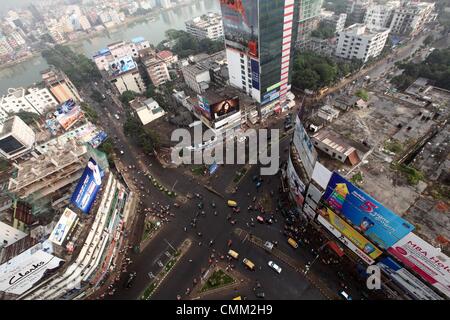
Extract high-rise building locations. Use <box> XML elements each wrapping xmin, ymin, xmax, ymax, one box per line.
<box><xmin>389</xmin><ymin>1</ymin><xmax>435</xmax><ymax>36</ymax></box>
<box><xmin>220</xmin><ymin>0</ymin><xmax>299</xmax><ymax>117</ymax></box>
<box><xmin>185</xmin><ymin>13</ymin><xmax>224</xmax><ymax>40</ymax></box>
<box><xmin>346</xmin><ymin>0</ymin><xmax>372</xmax><ymax>25</ymax></box>
<box><xmin>0</xmin><ymin>87</ymin><xmax>58</xmax><ymax>117</ymax></box>
<box><xmin>335</xmin><ymin>24</ymin><xmax>390</xmax><ymax>62</ymax></box>
<box><xmin>297</xmin><ymin>0</ymin><xmax>323</xmax><ymax>44</ymax></box>
<box><xmin>0</xmin><ymin>116</ymin><xmax>35</xmax><ymax>160</ymax></box>
<box><xmin>364</xmin><ymin>1</ymin><xmax>400</xmax><ymax>29</ymax></box>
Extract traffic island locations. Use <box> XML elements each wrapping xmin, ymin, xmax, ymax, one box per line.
<box><xmin>140</xmin><ymin>239</ymin><xmax>191</xmax><ymax>300</ymax></box>
<box><xmin>191</xmin><ymin>263</ymin><xmax>249</xmax><ymax>299</ymax></box>
<box><xmin>139</xmin><ymin>217</ymin><xmax>162</xmax><ymax>252</ymax></box>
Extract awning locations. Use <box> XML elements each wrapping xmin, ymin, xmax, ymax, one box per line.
<box><xmin>328</xmin><ymin>241</ymin><xmax>344</xmax><ymax>257</ymax></box>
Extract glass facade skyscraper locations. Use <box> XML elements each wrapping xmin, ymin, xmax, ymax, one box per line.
<box><xmin>220</xmin><ymin>0</ymin><xmax>299</xmax><ymax>116</ymax></box>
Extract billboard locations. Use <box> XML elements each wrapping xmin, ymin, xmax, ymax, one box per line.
<box><xmin>287</xmin><ymin>156</ymin><xmax>306</xmax><ymax>207</ymax></box>
<box><xmin>89</xmin><ymin>131</ymin><xmax>108</xmax><ymax>149</ymax></box>
<box><xmin>70</xmin><ymin>158</ymin><xmax>104</xmax><ymax>214</ymax></box>
<box><xmin>48</xmin><ymin>208</ymin><xmax>78</xmax><ymax>246</ymax></box>
<box><xmin>323</xmin><ymin>172</ymin><xmax>414</xmax><ymax>249</ymax></box>
<box><xmin>0</xmin><ymin>244</ymin><xmax>63</xmax><ymax>295</ymax></box>
<box><xmin>261</xmin><ymin>89</ymin><xmax>280</xmax><ymax>105</ymax></box>
<box><xmin>55</xmin><ymin>99</ymin><xmax>84</xmax><ymax>131</ymax></box>
<box><xmin>320</xmin><ymin>207</ymin><xmax>383</xmax><ymax>260</ymax></box>
<box><xmin>109</xmin><ymin>55</ymin><xmax>137</xmax><ymax>76</ymax></box>
<box><xmin>211</xmin><ymin>97</ymin><xmax>240</xmax><ymax>120</ymax></box>
<box><xmin>388</xmin><ymin>233</ymin><xmax>450</xmax><ymax>298</ymax></box>
<box><xmin>292</xmin><ymin>116</ymin><xmax>317</xmax><ymax>178</ymax></box>
<box><xmin>251</xmin><ymin>59</ymin><xmax>260</xmax><ymax>90</ymax></box>
<box><xmin>378</xmin><ymin>257</ymin><xmax>444</xmax><ymax>300</ymax></box>
<box><xmin>317</xmin><ymin>212</ymin><xmax>375</xmax><ymax>265</ymax></box>
<box><xmin>196</xmin><ymin>95</ymin><xmax>212</xmax><ymax>121</ymax></box>
<box><xmin>220</xmin><ymin>0</ymin><xmax>259</xmax><ymax>56</ymax></box>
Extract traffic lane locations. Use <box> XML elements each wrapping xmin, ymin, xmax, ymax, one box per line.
<box><xmin>229</xmin><ymin>236</ymin><xmax>325</xmax><ymax>300</ymax></box>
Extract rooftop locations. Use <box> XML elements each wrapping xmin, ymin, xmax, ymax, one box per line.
<box><xmin>185</xmin><ymin>12</ymin><xmax>222</xmax><ymax>29</ymax></box>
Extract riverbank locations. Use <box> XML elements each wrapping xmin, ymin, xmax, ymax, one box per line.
<box><xmin>0</xmin><ymin>0</ymin><xmax>207</xmax><ymax>72</ymax></box>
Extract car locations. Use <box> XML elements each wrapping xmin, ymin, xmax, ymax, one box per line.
<box><xmin>120</xmin><ymin>150</ymin><xmax>124</xmax><ymax>155</ymax></box>
<box><xmin>256</xmin><ymin>216</ymin><xmax>264</xmax><ymax>223</ymax></box>
<box><xmin>255</xmin><ymin>291</ymin><xmax>265</xmax><ymax>299</ymax></box>
<box><xmin>339</xmin><ymin>290</ymin><xmax>352</xmax><ymax>300</ymax></box>
<box><xmin>114</xmin><ymin>114</ymin><xmax>120</xmax><ymax>120</ymax></box>
<box><xmin>268</xmin><ymin>261</ymin><xmax>282</xmax><ymax>274</ymax></box>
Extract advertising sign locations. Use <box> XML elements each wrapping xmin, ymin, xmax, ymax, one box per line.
<box><xmin>109</xmin><ymin>55</ymin><xmax>137</xmax><ymax>76</ymax></box>
<box><xmin>292</xmin><ymin>116</ymin><xmax>317</xmax><ymax>179</ymax></box>
<box><xmin>251</xmin><ymin>59</ymin><xmax>260</xmax><ymax>90</ymax></box>
<box><xmin>196</xmin><ymin>95</ymin><xmax>212</xmax><ymax>120</ymax></box>
<box><xmin>220</xmin><ymin>0</ymin><xmax>259</xmax><ymax>56</ymax></box>
<box><xmin>316</xmin><ymin>213</ymin><xmax>375</xmax><ymax>265</ymax></box>
<box><xmin>286</xmin><ymin>156</ymin><xmax>306</xmax><ymax>207</ymax></box>
<box><xmin>262</xmin><ymin>89</ymin><xmax>280</xmax><ymax>105</ymax></box>
<box><xmin>378</xmin><ymin>257</ymin><xmax>444</xmax><ymax>300</ymax></box>
<box><xmin>48</xmin><ymin>208</ymin><xmax>78</xmax><ymax>246</ymax></box>
<box><xmin>322</xmin><ymin>208</ymin><xmax>383</xmax><ymax>260</ymax></box>
<box><xmin>323</xmin><ymin>172</ymin><xmax>414</xmax><ymax>249</ymax></box>
<box><xmin>70</xmin><ymin>158</ymin><xmax>104</xmax><ymax>214</ymax></box>
<box><xmin>0</xmin><ymin>247</ymin><xmax>63</xmax><ymax>295</ymax></box>
<box><xmin>89</xmin><ymin>131</ymin><xmax>108</xmax><ymax>149</ymax></box>
<box><xmin>55</xmin><ymin>99</ymin><xmax>84</xmax><ymax>131</ymax></box>
<box><xmin>211</xmin><ymin>97</ymin><xmax>240</xmax><ymax>120</ymax></box>
<box><xmin>388</xmin><ymin>233</ymin><xmax>450</xmax><ymax>298</ymax></box>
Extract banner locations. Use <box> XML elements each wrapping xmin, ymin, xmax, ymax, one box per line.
<box><xmin>70</xmin><ymin>158</ymin><xmax>104</xmax><ymax>214</ymax></box>
<box><xmin>321</xmin><ymin>208</ymin><xmax>382</xmax><ymax>260</ymax></box>
<box><xmin>48</xmin><ymin>208</ymin><xmax>78</xmax><ymax>246</ymax></box>
<box><xmin>220</xmin><ymin>0</ymin><xmax>259</xmax><ymax>56</ymax></box>
<box><xmin>378</xmin><ymin>257</ymin><xmax>444</xmax><ymax>300</ymax></box>
<box><xmin>323</xmin><ymin>172</ymin><xmax>414</xmax><ymax>249</ymax></box>
<box><xmin>292</xmin><ymin>116</ymin><xmax>317</xmax><ymax>179</ymax></box>
<box><xmin>287</xmin><ymin>156</ymin><xmax>306</xmax><ymax>207</ymax></box>
<box><xmin>211</xmin><ymin>97</ymin><xmax>240</xmax><ymax>120</ymax></box>
<box><xmin>316</xmin><ymin>213</ymin><xmax>375</xmax><ymax>265</ymax></box>
<box><xmin>251</xmin><ymin>59</ymin><xmax>260</xmax><ymax>90</ymax></box>
<box><xmin>89</xmin><ymin>131</ymin><xmax>108</xmax><ymax>149</ymax></box>
<box><xmin>388</xmin><ymin>233</ymin><xmax>450</xmax><ymax>298</ymax></box>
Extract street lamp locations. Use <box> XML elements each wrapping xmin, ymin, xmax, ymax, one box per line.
<box><xmin>304</xmin><ymin>241</ymin><xmax>329</xmax><ymax>276</ymax></box>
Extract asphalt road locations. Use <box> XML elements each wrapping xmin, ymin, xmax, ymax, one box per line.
<box><xmin>77</xmin><ymin>42</ymin><xmax>420</xmax><ymax>300</ymax></box>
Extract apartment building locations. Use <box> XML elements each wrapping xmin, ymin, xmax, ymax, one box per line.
<box><xmin>185</xmin><ymin>13</ymin><xmax>224</xmax><ymax>40</ymax></box>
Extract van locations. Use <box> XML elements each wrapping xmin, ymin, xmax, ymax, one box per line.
<box><xmin>228</xmin><ymin>249</ymin><xmax>239</xmax><ymax>260</ymax></box>
<box><xmin>243</xmin><ymin>258</ymin><xmax>255</xmax><ymax>271</ymax></box>
<box><xmin>288</xmin><ymin>238</ymin><xmax>298</xmax><ymax>249</ymax></box>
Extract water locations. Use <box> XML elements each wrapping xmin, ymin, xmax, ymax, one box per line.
<box><xmin>0</xmin><ymin>0</ymin><xmax>220</xmax><ymax>95</ymax></box>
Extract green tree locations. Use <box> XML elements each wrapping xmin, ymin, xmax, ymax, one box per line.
<box><xmin>145</xmin><ymin>84</ymin><xmax>156</xmax><ymax>98</ymax></box>
<box><xmin>355</xmin><ymin>89</ymin><xmax>369</xmax><ymax>101</ymax></box>
<box><xmin>120</xmin><ymin>91</ymin><xmax>138</xmax><ymax>106</ymax></box>
<box><xmin>81</xmin><ymin>102</ymin><xmax>99</xmax><ymax>124</ymax></box>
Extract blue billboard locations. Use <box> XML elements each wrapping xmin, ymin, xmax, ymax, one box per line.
<box><xmin>261</xmin><ymin>89</ymin><xmax>280</xmax><ymax>105</ymax></box>
<box><xmin>89</xmin><ymin>131</ymin><xmax>108</xmax><ymax>149</ymax></box>
<box><xmin>71</xmin><ymin>158</ymin><xmax>104</xmax><ymax>214</ymax></box>
<box><xmin>322</xmin><ymin>172</ymin><xmax>414</xmax><ymax>249</ymax></box>
<box><xmin>251</xmin><ymin>59</ymin><xmax>260</xmax><ymax>90</ymax></box>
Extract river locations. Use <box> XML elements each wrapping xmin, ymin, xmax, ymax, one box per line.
<box><xmin>0</xmin><ymin>0</ymin><xmax>220</xmax><ymax>95</ymax></box>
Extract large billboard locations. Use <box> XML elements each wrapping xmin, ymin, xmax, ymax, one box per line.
<box><xmin>196</xmin><ymin>95</ymin><xmax>212</xmax><ymax>121</ymax></box>
<box><xmin>48</xmin><ymin>208</ymin><xmax>78</xmax><ymax>246</ymax></box>
<box><xmin>0</xmin><ymin>244</ymin><xmax>63</xmax><ymax>295</ymax></box>
<box><xmin>388</xmin><ymin>233</ymin><xmax>450</xmax><ymax>298</ymax></box>
<box><xmin>320</xmin><ymin>207</ymin><xmax>383</xmax><ymax>260</ymax></box>
<box><xmin>292</xmin><ymin>116</ymin><xmax>317</xmax><ymax>178</ymax></box>
<box><xmin>261</xmin><ymin>89</ymin><xmax>280</xmax><ymax>105</ymax></box>
<box><xmin>287</xmin><ymin>156</ymin><xmax>306</xmax><ymax>207</ymax></box>
<box><xmin>211</xmin><ymin>97</ymin><xmax>240</xmax><ymax>120</ymax></box>
<box><xmin>89</xmin><ymin>131</ymin><xmax>108</xmax><ymax>149</ymax></box>
<box><xmin>109</xmin><ymin>55</ymin><xmax>137</xmax><ymax>76</ymax></box>
<box><xmin>317</xmin><ymin>212</ymin><xmax>376</xmax><ymax>265</ymax></box>
<box><xmin>55</xmin><ymin>99</ymin><xmax>84</xmax><ymax>131</ymax></box>
<box><xmin>323</xmin><ymin>172</ymin><xmax>414</xmax><ymax>249</ymax></box>
<box><xmin>377</xmin><ymin>257</ymin><xmax>444</xmax><ymax>300</ymax></box>
<box><xmin>70</xmin><ymin>158</ymin><xmax>104</xmax><ymax>214</ymax></box>
<box><xmin>220</xmin><ymin>0</ymin><xmax>259</xmax><ymax>57</ymax></box>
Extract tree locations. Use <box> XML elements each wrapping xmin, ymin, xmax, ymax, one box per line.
<box><xmin>81</xmin><ymin>102</ymin><xmax>99</xmax><ymax>124</ymax></box>
<box><xmin>355</xmin><ymin>89</ymin><xmax>369</xmax><ymax>101</ymax></box>
<box><xmin>145</xmin><ymin>84</ymin><xmax>156</xmax><ymax>98</ymax></box>
<box><xmin>120</xmin><ymin>91</ymin><xmax>138</xmax><ymax>106</ymax></box>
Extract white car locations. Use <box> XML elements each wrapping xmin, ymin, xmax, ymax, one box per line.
<box><xmin>268</xmin><ymin>261</ymin><xmax>282</xmax><ymax>274</ymax></box>
<box><xmin>120</xmin><ymin>150</ymin><xmax>124</xmax><ymax>155</ymax></box>
<box><xmin>339</xmin><ymin>290</ymin><xmax>352</xmax><ymax>300</ymax></box>
<box><xmin>115</xmin><ymin>114</ymin><xmax>120</xmax><ymax>120</ymax></box>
